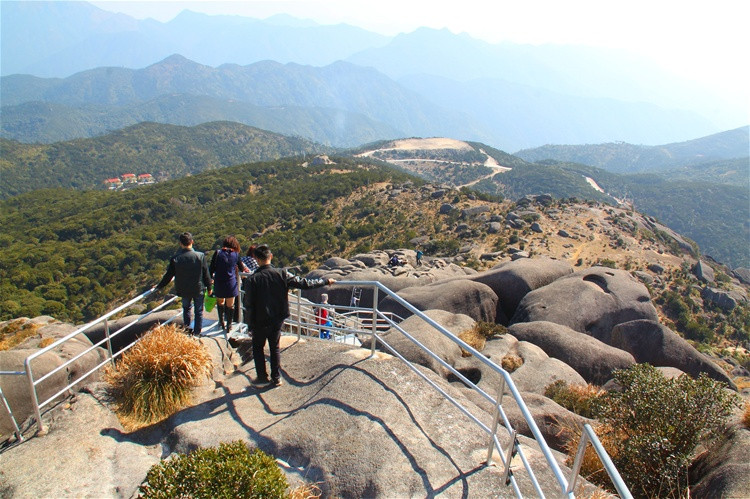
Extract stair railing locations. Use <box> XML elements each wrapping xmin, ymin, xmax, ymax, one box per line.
<box><xmin>14</xmin><ymin>289</ymin><xmax>180</xmax><ymax>435</ymax></box>
<box><xmin>286</xmin><ymin>281</ymin><xmax>631</xmax><ymax>498</ymax></box>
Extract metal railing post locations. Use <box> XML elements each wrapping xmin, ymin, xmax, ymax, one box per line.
<box><xmin>23</xmin><ymin>359</ymin><xmax>45</xmax><ymax>435</ymax></box>
<box><xmin>370</xmin><ymin>286</ymin><xmax>378</xmax><ymax>357</ymax></box>
<box><xmin>104</xmin><ymin>318</ymin><xmax>115</xmax><ymax>367</ymax></box>
<box><xmin>0</xmin><ymin>384</ymin><xmax>24</xmax><ymax>442</ymax></box>
<box><xmin>486</xmin><ymin>377</ymin><xmax>506</xmax><ymax>463</ymax></box>
<box><xmin>296</xmin><ymin>288</ymin><xmax>302</xmax><ymax>340</ymax></box>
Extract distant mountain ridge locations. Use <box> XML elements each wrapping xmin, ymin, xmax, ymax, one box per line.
<box><xmin>515</xmin><ymin>126</ymin><xmax>750</xmax><ymax>175</ymax></box>
<box><xmin>2</xmin><ymin>1</ymin><xmax>743</xmax><ymax>149</ymax></box>
<box><xmin>1</xmin><ymin>55</ymin><xmax>488</xmax><ymax>147</ymax></box>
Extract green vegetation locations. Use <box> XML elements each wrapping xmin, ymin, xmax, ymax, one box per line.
<box><xmin>104</xmin><ymin>324</ymin><xmax>212</xmax><ymax>424</ymax></box>
<box><xmin>544</xmin><ymin>380</ymin><xmax>604</xmax><ymax>419</ymax></box>
<box><xmin>139</xmin><ymin>441</ymin><xmax>289</xmax><ymax>498</ymax></box>
<box><xmin>654</xmin><ymin>266</ymin><xmax>750</xmax><ymax>346</ymax></box>
<box><xmin>0</xmin><ymin>156</ymin><xmax>433</xmax><ymax>322</ymax></box>
<box><xmin>0</xmin><ymin>121</ymin><xmax>330</xmax><ymax>199</ymax></box>
<box><xmin>556</xmin><ymin>365</ymin><xmax>741</xmax><ymax>498</ymax></box>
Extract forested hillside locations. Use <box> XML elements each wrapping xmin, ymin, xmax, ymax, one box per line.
<box><xmin>0</xmin><ymin>157</ymin><xmax>425</xmax><ymax>322</ymax></box>
<box><xmin>0</xmin><ymin>122</ymin><xmax>331</xmax><ymax>198</ymax></box>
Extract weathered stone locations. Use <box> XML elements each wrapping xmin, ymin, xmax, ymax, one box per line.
<box><xmin>733</xmin><ymin>267</ymin><xmax>750</xmax><ymax>285</ymax></box>
<box><xmin>693</xmin><ymin>260</ymin><xmax>715</xmax><ymax>284</ymax></box>
<box><xmin>439</xmin><ymin>203</ymin><xmax>454</xmax><ymax>214</ymax></box>
<box><xmin>557</xmin><ymin>229</ymin><xmax>571</xmax><ymax>238</ymax></box>
<box><xmin>701</xmin><ymin>287</ymin><xmax>746</xmax><ymax>311</ymax></box>
<box><xmin>509</xmin><ymin>321</ymin><xmax>635</xmax><ymax>385</ymax></box>
<box><xmin>470</xmin><ymin>257</ymin><xmax>573</xmax><ymax>323</ymax></box>
<box><xmin>378</xmin><ymin>279</ymin><xmax>499</xmax><ymax>323</ymax></box>
<box><xmin>690</xmin><ymin>423</ymin><xmax>750</xmax><ymax>499</ymax></box>
<box><xmin>511</xmin><ymin>267</ymin><xmax>658</xmax><ymax>343</ymax></box>
<box><xmin>609</xmin><ymin>319</ymin><xmax>735</xmax><ymax>388</ymax></box>
<box><xmin>531</xmin><ymin>222</ymin><xmax>543</xmax><ymax>233</ymax></box>
<box><xmin>487</xmin><ymin>222</ymin><xmax>502</xmax><ymax>234</ymax></box>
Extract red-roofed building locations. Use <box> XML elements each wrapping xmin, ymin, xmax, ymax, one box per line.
<box><xmin>121</xmin><ymin>173</ymin><xmax>136</xmax><ymax>183</ymax></box>
<box><xmin>103</xmin><ymin>178</ymin><xmax>122</xmax><ymax>190</ymax></box>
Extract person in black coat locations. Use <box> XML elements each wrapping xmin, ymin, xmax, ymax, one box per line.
<box><xmin>155</xmin><ymin>232</ymin><xmax>212</xmax><ymax>336</ymax></box>
<box><xmin>242</xmin><ymin>244</ymin><xmax>335</xmax><ymax>387</ymax></box>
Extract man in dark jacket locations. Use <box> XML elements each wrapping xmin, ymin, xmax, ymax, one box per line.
<box><xmin>242</xmin><ymin>244</ymin><xmax>335</xmax><ymax>387</ymax></box>
<box><xmin>155</xmin><ymin>232</ymin><xmax>212</xmax><ymax>336</ymax></box>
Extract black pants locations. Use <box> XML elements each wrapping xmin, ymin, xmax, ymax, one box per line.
<box><xmin>251</xmin><ymin>322</ymin><xmax>282</xmax><ymax>382</ymax></box>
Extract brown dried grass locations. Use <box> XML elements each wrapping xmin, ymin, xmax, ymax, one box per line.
<box><xmin>557</xmin><ymin>418</ymin><xmax>622</xmax><ymax>492</ymax></box>
<box><xmin>288</xmin><ymin>482</ymin><xmax>322</xmax><ymax>499</ymax></box>
<box><xmin>501</xmin><ymin>354</ymin><xmax>524</xmax><ymax>372</ymax></box>
<box><xmin>0</xmin><ymin>319</ymin><xmax>40</xmax><ymax>351</ymax></box>
<box><xmin>743</xmin><ymin>402</ymin><xmax>750</xmax><ymax>429</ymax></box>
<box><xmin>104</xmin><ymin>324</ymin><xmax>212</xmax><ymax>425</ymax></box>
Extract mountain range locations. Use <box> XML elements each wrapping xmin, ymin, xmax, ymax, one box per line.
<box><xmin>2</xmin><ymin>1</ymin><xmax>744</xmax><ymax>150</ymax></box>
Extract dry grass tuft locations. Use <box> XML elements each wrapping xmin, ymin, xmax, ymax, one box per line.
<box><xmin>501</xmin><ymin>353</ymin><xmax>524</xmax><ymax>372</ymax></box>
<box><xmin>743</xmin><ymin>402</ymin><xmax>750</xmax><ymax>429</ymax></box>
<box><xmin>558</xmin><ymin>418</ymin><xmax>621</xmax><ymax>491</ymax></box>
<box><xmin>288</xmin><ymin>482</ymin><xmax>323</xmax><ymax>499</ymax></box>
<box><xmin>105</xmin><ymin>323</ymin><xmax>212</xmax><ymax>425</ymax></box>
<box><xmin>459</xmin><ymin>322</ymin><xmax>506</xmax><ymax>357</ymax></box>
<box><xmin>38</xmin><ymin>337</ymin><xmax>55</xmax><ymax>348</ymax></box>
<box><xmin>0</xmin><ymin>319</ymin><xmax>40</xmax><ymax>351</ymax></box>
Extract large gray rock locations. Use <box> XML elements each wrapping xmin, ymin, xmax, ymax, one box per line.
<box><xmin>454</xmin><ymin>334</ymin><xmax>586</xmax><ymax>398</ymax></box>
<box><xmin>701</xmin><ymin>286</ymin><xmax>747</xmax><ymax>311</ymax></box>
<box><xmin>363</xmin><ymin>309</ymin><xmax>473</xmax><ymax>377</ymax></box>
<box><xmin>733</xmin><ymin>267</ymin><xmax>750</xmax><ymax>285</ymax></box>
<box><xmin>303</xmin><ymin>262</ymin><xmax>471</xmax><ymax>308</ymax></box>
<box><xmin>693</xmin><ymin>260</ymin><xmax>715</xmax><ymax>284</ymax></box>
<box><xmin>690</xmin><ymin>424</ymin><xmax>750</xmax><ymax>498</ymax></box>
<box><xmin>509</xmin><ymin>321</ymin><xmax>635</xmax><ymax>385</ymax></box>
<box><xmin>511</xmin><ymin>266</ymin><xmax>658</xmax><ymax>343</ymax></box>
<box><xmin>468</xmin><ymin>257</ymin><xmax>573</xmax><ymax>324</ymax></box>
<box><xmin>0</xmin><ymin>386</ymin><xmax>161</xmax><ymax>497</ymax></box>
<box><xmin>378</xmin><ymin>279</ymin><xmax>499</xmax><ymax>323</ymax></box>
<box><xmin>0</xmin><ymin>349</ymin><xmax>68</xmax><ymax>436</ymax></box>
<box><xmin>609</xmin><ymin>320</ymin><xmax>735</xmax><ymax>388</ymax></box>
<box><xmin>85</xmin><ymin>310</ymin><xmax>182</xmax><ymax>352</ymax></box>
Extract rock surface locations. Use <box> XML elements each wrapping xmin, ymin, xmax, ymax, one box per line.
<box><xmin>609</xmin><ymin>320</ymin><xmax>735</xmax><ymax>388</ymax></box>
<box><xmin>508</xmin><ymin>321</ymin><xmax>636</xmax><ymax>385</ymax></box>
<box><xmin>510</xmin><ymin>266</ymin><xmax>658</xmax><ymax>343</ymax></box>
<box><xmin>0</xmin><ymin>338</ymin><xmax>581</xmax><ymax>498</ymax></box>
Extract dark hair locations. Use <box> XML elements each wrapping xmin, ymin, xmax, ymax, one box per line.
<box><xmin>246</xmin><ymin>244</ymin><xmax>257</xmax><ymax>257</ymax></box>
<box><xmin>179</xmin><ymin>232</ymin><xmax>193</xmax><ymax>246</ymax></box>
<box><xmin>222</xmin><ymin>236</ymin><xmax>241</xmax><ymax>253</ymax></box>
<box><xmin>254</xmin><ymin>244</ymin><xmax>271</xmax><ymax>262</ymax></box>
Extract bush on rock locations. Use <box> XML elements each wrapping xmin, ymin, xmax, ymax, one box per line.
<box><xmin>139</xmin><ymin>441</ymin><xmax>289</xmax><ymax>498</ymax></box>
<box><xmin>105</xmin><ymin>323</ymin><xmax>212</xmax><ymax>424</ymax></box>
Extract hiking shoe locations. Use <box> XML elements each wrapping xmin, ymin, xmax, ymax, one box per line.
<box><xmin>252</xmin><ymin>377</ymin><xmax>269</xmax><ymax>385</ymax></box>
<box><xmin>270</xmin><ymin>378</ymin><xmax>283</xmax><ymax>387</ymax></box>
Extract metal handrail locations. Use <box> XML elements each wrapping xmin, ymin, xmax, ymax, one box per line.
<box><xmin>18</xmin><ymin>289</ymin><xmax>181</xmax><ymax>435</ymax></box>
<box><xmin>285</xmin><ymin>281</ymin><xmax>630</xmax><ymax>497</ymax></box>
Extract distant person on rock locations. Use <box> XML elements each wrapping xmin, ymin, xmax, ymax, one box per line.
<box><xmin>209</xmin><ymin>236</ymin><xmax>249</xmax><ymax>334</ymax></box>
<box><xmin>416</xmin><ymin>249</ymin><xmax>423</xmax><ymax>266</ymax></box>
<box><xmin>242</xmin><ymin>244</ymin><xmax>335</xmax><ymax>387</ymax></box>
<box><xmin>154</xmin><ymin>232</ymin><xmax>212</xmax><ymax>336</ymax></box>
<box><xmin>388</xmin><ymin>254</ymin><xmax>401</xmax><ymax>267</ymax></box>
<box><xmin>316</xmin><ymin>293</ymin><xmax>332</xmax><ymax>339</ymax></box>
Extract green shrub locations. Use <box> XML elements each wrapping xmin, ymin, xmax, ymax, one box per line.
<box><xmin>544</xmin><ymin>380</ymin><xmax>604</xmax><ymax>419</ymax></box>
<box><xmin>593</xmin><ymin>364</ymin><xmax>741</xmax><ymax>498</ymax></box>
<box><xmin>139</xmin><ymin>441</ymin><xmax>289</xmax><ymax>498</ymax></box>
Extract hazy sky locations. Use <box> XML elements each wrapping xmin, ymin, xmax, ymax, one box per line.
<box><xmin>91</xmin><ymin>0</ymin><xmax>748</xmax><ymax>120</ymax></box>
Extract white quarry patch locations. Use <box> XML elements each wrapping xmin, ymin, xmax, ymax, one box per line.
<box><xmin>585</xmin><ymin>176</ymin><xmax>605</xmax><ymax>193</ymax></box>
